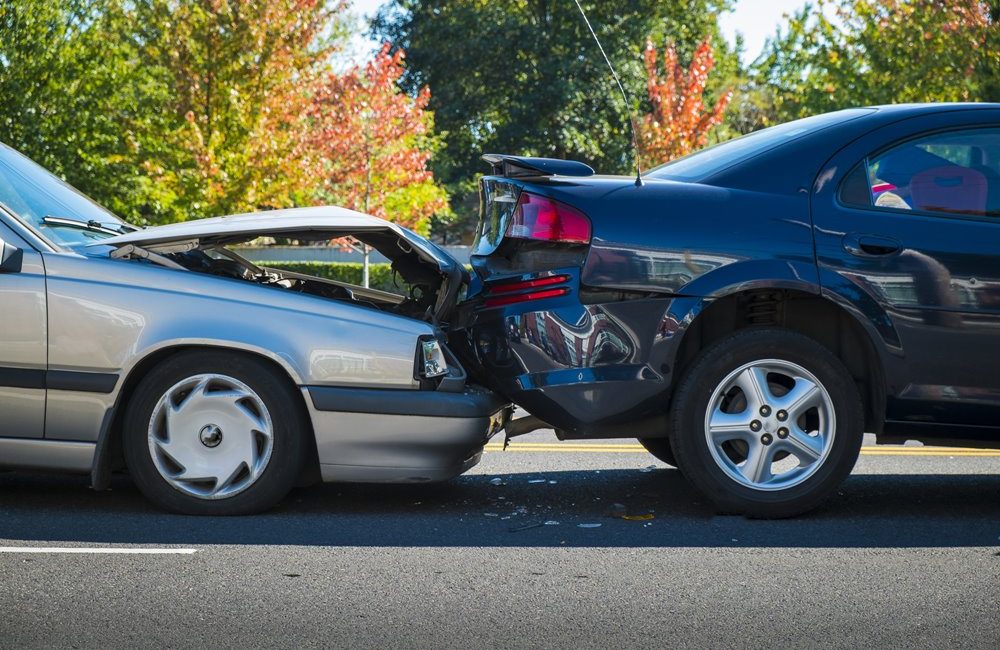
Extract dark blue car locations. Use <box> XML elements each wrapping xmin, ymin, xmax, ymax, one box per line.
<box><xmin>454</xmin><ymin>103</ymin><xmax>1000</xmax><ymax>517</ymax></box>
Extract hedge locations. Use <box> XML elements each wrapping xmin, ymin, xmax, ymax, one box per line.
<box><xmin>261</xmin><ymin>261</ymin><xmax>402</xmax><ymax>293</ymax></box>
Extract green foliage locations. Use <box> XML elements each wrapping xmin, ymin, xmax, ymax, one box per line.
<box><xmin>262</xmin><ymin>261</ymin><xmax>401</xmax><ymax>292</ymax></box>
<box><xmin>0</xmin><ymin>1</ymin><xmax>167</xmax><ymax>221</ymax></box>
<box><xmin>752</xmin><ymin>0</ymin><xmax>998</xmax><ymax>124</ymax></box>
<box><xmin>0</xmin><ymin>1</ymin><xmax>447</xmax><ymax>230</ymax></box>
<box><xmin>371</xmin><ymin>0</ymin><xmax>739</xmax><ymax>238</ymax></box>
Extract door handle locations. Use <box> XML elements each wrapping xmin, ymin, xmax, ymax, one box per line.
<box><xmin>842</xmin><ymin>233</ymin><xmax>901</xmax><ymax>257</ymax></box>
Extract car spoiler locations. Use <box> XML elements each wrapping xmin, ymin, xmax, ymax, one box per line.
<box><xmin>481</xmin><ymin>154</ymin><xmax>595</xmax><ymax>179</ymax></box>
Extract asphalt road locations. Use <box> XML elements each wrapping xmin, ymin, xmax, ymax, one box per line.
<box><xmin>1</xmin><ymin>431</ymin><xmax>998</xmax><ymax>650</ymax></box>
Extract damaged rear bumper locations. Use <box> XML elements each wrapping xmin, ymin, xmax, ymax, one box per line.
<box><xmin>455</xmin><ymin>287</ymin><xmax>678</xmax><ymax>435</ymax></box>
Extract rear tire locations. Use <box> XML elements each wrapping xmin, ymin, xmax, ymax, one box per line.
<box><xmin>638</xmin><ymin>437</ymin><xmax>677</xmax><ymax>467</ymax></box>
<box><xmin>668</xmin><ymin>328</ymin><xmax>863</xmax><ymax>518</ymax></box>
<box><xmin>123</xmin><ymin>350</ymin><xmax>307</xmax><ymax>515</ymax></box>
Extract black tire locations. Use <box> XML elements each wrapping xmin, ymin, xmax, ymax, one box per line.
<box><xmin>123</xmin><ymin>350</ymin><xmax>308</xmax><ymax>515</ymax></box>
<box><xmin>668</xmin><ymin>328</ymin><xmax>864</xmax><ymax>518</ymax></box>
<box><xmin>637</xmin><ymin>437</ymin><xmax>677</xmax><ymax>467</ymax></box>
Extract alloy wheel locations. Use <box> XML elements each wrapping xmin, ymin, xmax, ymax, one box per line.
<box><xmin>703</xmin><ymin>359</ymin><xmax>836</xmax><ymax>491</ymax></box>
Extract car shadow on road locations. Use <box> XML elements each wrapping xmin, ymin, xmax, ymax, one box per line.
<box><xmin>0</xmin><ymin>469</ymin><xmax>997</xmax><ymax>548</ymax></box>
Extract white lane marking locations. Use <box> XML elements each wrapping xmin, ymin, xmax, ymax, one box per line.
<box><xmin>0</xmin><ymin>547</ymin><xmax>196</xmax><ymax>555</ymax></box>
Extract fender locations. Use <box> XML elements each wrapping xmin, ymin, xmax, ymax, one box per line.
<box><xmin>815</xmin><ymin>266</ymin><xmax>903</xmax><ymax>353</ymax></box>
<box><xmin>648</xmin><ymin>267</ymin><xmax>893</xmax><ymax>433</ymax></box>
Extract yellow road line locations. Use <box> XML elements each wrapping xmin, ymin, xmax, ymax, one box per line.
<box><xmin>483</xmin><ymin>442</ymin><xmax>1000</xmax><ymax>457</ymax></box>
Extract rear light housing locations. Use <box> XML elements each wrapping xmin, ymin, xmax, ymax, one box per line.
<box><xmin>506</xmin><ymin>192</ymin><xmax>591</xmax><ymax>244</ymax></box>
<box><xmin>483</xmin><ymin>274</ymin><xmax>571</xmax><ymax>308</ymax></box>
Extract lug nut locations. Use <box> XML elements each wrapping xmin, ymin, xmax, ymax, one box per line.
<box><xmin>750</xmin><ymin>420</ymin><xmax>762</xmax><ymax>432</ymax></box>
<box><xmin>777</xmin><ymin>427</ymin><xmax>789</xmax><ymax>439</ymax></box>
<box><xmin>759</xmin><ymin>405</ymin><xmax>771</xmax><ymax>417</ymax></box>
<box><xmin>761</xmin><ymin>433</ymin><xmax>773</xmax><ymax>446</ymax></box>
<box><xmin>776</xmin><ymin>410</ymin><xmax>788</xmax><ymax>422</ymax></box>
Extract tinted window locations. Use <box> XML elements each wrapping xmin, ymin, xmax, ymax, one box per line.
<box><xmin>839</xmin><ymin>163</ymin><xmax>871</xmax><ymax>206</ymax></box>
<box><xmin>842</xmin><ymin>128</ymin><xmax>1000</xmax><ymax>217</ymax></box>
<box><xmin>646</xmin><ymin>109</ymin><xmax>876</xmax><ymax>182</ymax></box>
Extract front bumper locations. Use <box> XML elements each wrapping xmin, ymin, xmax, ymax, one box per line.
<box><xmin>304</xmin><ymin>385</ymin><xmax>510</xmax><ymax>483</ymax></box>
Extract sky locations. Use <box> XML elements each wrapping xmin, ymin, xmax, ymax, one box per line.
<box><xmin>347</xmin><ymin>0</ymin><xmax>812</xmax><ymax>64</ymax></box>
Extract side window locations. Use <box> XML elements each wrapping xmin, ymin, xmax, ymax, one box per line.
<box><xmin>840</xmin><ymin>127</ymin><xmax>1000</xmax><ymax>217</ymax></box>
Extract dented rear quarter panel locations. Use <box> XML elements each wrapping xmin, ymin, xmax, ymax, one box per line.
<box><xmin>462</xmin><ymin>175</ymin><xmax>823</xmax><ymax>434</ymax></box>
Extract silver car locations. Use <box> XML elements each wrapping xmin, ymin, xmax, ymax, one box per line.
<box><xmin>0</xmin><ymin>142</ymin><xmax>509</xmax><ymax>515</ymax></box>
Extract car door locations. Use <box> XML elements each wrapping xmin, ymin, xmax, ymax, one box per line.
<box><xmin>812</xmin><ymin>108</ymin><xmax>1000</xmax><ymax>436</ymax></box>
<box><xmin>0</xmin><ymin>216</ymin><xmax>47</xmax><ymax>439</ymax></box>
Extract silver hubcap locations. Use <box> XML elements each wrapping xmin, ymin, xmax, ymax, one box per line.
<box><xmin>704</xmin><ymin>359</ymin><xmax>835</xmax><ymax>491</ymax></box>
<box><xmin>148</xmin><ymin>374</ymin><xmax>274</xmax><ymax>500</ymax></box>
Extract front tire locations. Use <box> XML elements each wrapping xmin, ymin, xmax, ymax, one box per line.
<box><xmin>123</xmin><ymin>351</ymin><xmax>308</xmax><ymax>515</ymax></box>
<box><xmin>668</xmin><ymin>328</ymin><xmax>863</xmax><ymax>518</ymax></box>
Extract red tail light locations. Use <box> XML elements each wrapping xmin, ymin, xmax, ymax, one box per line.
<box><xmin>483</xmin><ymin>274</ymin><xmax>572</xmax><ymax>308</ymax></box>
<box><xmin>484</xmin><ymin>287</ymin><xmax>569</xmax><ymax>308</ymax></box>
<box><xmin>506</xmin><ymin>192</ymin><xmax>591</xmax><ymax>244</ymax></box>
<box><xmin>488</xmin><ymin>274</ymin><xmax>570</xmax><ymax>294</ymax></box>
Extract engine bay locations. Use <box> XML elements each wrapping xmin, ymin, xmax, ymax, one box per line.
<box><xmin>164</xmin><ymin>247</ymin><xmax>443</xmax><ymax>321</ymax></box>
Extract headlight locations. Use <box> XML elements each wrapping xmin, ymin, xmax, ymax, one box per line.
<box><xmin>420</xmin><ymin>339</ymin><xmax>448</xmax><ymax>378</ymax></box>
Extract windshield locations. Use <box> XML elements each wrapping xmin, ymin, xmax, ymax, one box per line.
<box><xmin>0</xmin><ymin>143</ymin><xmax>129</xmax><ymax>248</ymax></box>
<box><xmin>645</xmin><ymin>109</ymin><xmax>877</xmax><ymax>182</ymax></box>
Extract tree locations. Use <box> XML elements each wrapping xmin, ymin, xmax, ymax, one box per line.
<box><xmin>371</xmin><ymin>0</ymin><xmax>738</xmax><ymax>240</ymax></box>
<box><xmin>0</xmin><ymin>0</ymin><xmax>161</xmax><ymax>219</ymax></box>
<box><xmin>307</xmin><ymin>43</ymin><xmax>448</xmax><ymax>236</ymax></box>
<box><xmin>637</xmin><ymin>38</ymin><xmax>732</xmax><ymax>168</ymax></box>
<box><xmin>1</xmin><ymin>0</ymin><xmax>448</xmax><ymax>235</ymax></box>
<box><xmin>754</xmin><ymin>0</ymin><xmax>998</xmax><ymax>123</ymax></box>
<box><xmin>123</xmin><ymin>0</ymin><xmax>348</xmax><ymax>223</ymax></box>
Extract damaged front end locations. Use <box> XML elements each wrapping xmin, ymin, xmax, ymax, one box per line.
<box><xmin>90</xmin><ymin>206</ymin><xmax>468</xmax><ymax>327</ymax></box>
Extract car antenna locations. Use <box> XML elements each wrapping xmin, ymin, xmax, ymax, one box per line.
<box><xmin>572</xmin><ymin>0</ymin><xmax>643</xmax><ymax>187</ymax></box>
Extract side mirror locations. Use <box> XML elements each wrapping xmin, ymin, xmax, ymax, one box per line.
<box><xmin>0</xmin><ymin>237</ymin><xmax>23</xmax><ymax>273</ymax></box>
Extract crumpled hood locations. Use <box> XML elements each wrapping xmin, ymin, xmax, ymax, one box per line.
<box><xmin>90</xmin><ymin>206</ymin><xmax>459</xmax><ymax>273</ymax></box>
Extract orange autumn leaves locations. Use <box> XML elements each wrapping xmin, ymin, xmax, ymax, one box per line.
<box><xmin>149</xmin><ymin>1</ymin><xmax>445</xmax><ymax>235</ymax></box>
<box><xmin>308</xmin><ymin>44</ymin><xmax>447</xmax><ymax>235</ymax></box>
<box><xmin>638</xmin><ymin>39</ymin><xmax>732</xmax><ymax>169</ymax></box>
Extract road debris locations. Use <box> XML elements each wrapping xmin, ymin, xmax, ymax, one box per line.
<box><xmin>489</xmin><ymin>477</ymin><xmax>504</xmax><ymax>486</ymax></box>
<box><xmin>544</xmin><ymin>520</ymin><xmax>560</xmax><ymax>526</ymax></box>
<box><xmin>509</xmin><ymin>522</ymin><xmax>544</xmax><ymax>532</ymax></box>
<box><xmin>577</xmin><ymin>523</ymin><xmax>602</xmax><ymax>529</ymax></box>
<box><xmin>622</xmin><ymin>514</ymin><xmax>655</xmax><ymax>521</ymax></box>
<box><xmin>528</xmin><ymin>479</ymin><xmax>546</xmax><ymax>484</ymax></box>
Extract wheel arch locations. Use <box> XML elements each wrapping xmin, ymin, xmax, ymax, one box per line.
<box><xmin>90</xmin><ymin>344</ymin><xmax>320</xmax><ymax>491</ymax></box>
<box><xmin>668</xmin><ymin>286</ymin><xmax>888</xmax><ymax>435</ymax></box>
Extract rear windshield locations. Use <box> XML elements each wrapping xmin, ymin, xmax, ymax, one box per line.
<box><xmin>645</xmin><ymin>109</ymin><xmax>876</xmax><ymax>182</ymax></box>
